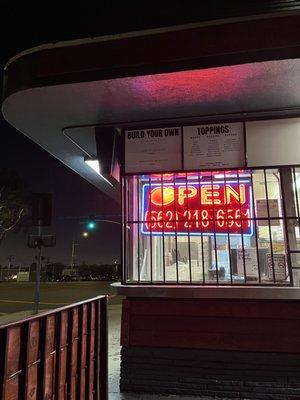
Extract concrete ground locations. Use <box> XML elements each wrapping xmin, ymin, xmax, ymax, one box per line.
<box><xmin>0</xmin><ymin>282</ymin><xmax>214</xmax><ymax>399</ymax></box>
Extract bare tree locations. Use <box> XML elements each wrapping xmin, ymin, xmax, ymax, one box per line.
<box><xmin>0</xmin><ymin>169</ymin><xmax>30</xmax><ymax>245</ymax></box>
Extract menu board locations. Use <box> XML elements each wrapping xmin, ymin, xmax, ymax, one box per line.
<box><xmin>183</xmin><ymin>122</ymin><xmax>245</xmax><ymax>170</ymax></box>
<box><xmin>125</xmin><ymin>127</ymin><xmax>181</xmax><ymax>173</ymax></box>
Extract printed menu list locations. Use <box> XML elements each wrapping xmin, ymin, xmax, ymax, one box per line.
<box><xmin>125</xmin><ymin>127</ymin><xmax>182</xmax><ymax>173</ymax></box>
<box><xmin>183</xmin><ymin>122</ymin><xmax>245</xmax><ymax>170</ymax></box>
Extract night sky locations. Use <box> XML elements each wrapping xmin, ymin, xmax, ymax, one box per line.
<box><xmin>0</xmin><ymin>3</ymin><xmax>203</xmax><ymax>267</ymax></box>
<box><xmin>0</xmin><ymin>2</ymin><xmax>264</xmax><ymax>267</ymax></box>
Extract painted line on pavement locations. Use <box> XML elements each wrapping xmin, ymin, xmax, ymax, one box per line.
<box><xmin>0</xmin><ymin>299</ymin><xmax>67</xmax><ymax>305</ymax></box>
<box><xmin>0</xmin><ymin>295</ymin><xmax>117</xmax><ymax>306</ymax></box>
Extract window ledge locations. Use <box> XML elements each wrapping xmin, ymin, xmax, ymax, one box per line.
<box><xmin>111</xmin><ymin>282</ymin><xmax>300</xmax><ymax>300</ymax></box>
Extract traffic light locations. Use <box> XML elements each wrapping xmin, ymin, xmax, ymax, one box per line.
<box><xmin>86</xmin><ymin>217</ymin><xmax>96</xmax><ymax>230</ymax></box>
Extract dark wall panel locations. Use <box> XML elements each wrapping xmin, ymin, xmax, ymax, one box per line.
<box><xmin>121</xmin><ymin>298</ymin><xmax>300</xmax><ymax>353</ymax></box>
<box><xmin>121</xmin><ymin>346</ymin><xmax>300</xmax><ymax>398</ymax></box>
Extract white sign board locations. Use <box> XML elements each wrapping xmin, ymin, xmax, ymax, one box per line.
<box><xmin>256</xmin><ymin>199</ymin><xmax>280</xmax><ymax>226</ymax></box>
<box><xmin>183</xmin><ymin>122</ymin><xmax>245</xmax><ymax>170</ymax></box>
<box><xmin>17</xmin><ymin>272</ymin><xmax>30</xmax><ymax>282</ymax></box>
<box><xmin>267</xmin><ymin>253</ymin><xmax>287</xmax><ymax>281</ymax></box>
<box><xmin>125</xmin><ymin>127</ymin><xmax>181</xmax><ymax>173</ymax></box>
<box><xmin>237</xmin><ymin>248</ymin><xmax>258</xmax><ymax>278</ymax></box>
<box><xmin>246</xmin><ymin>118</ymin><xmax>300</xmax><ymax>167</ymax></box>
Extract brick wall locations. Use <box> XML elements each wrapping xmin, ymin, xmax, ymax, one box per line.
<box><xmin>121</xmin><ymin>347</ymin><xmax>300</xmax><ymax>399</ymax></box>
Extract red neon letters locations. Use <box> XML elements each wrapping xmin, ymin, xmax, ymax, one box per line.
<box><xmin>142</xmin><ymin>181</ymin><xmax>252</xmax><ymax>235</ymax></box>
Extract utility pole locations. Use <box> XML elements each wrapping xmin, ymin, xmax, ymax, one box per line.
<box><xmin>71</xmin><ymin>238</ymin><xmax>79</xmax><ymax>268</ymax></box>
<box><xmin>7</xmin><ymin>255</ymin><xmax>14</xmax><ymax>280</ymax></box>
<box><xmin>34</xmin><ymin>221</ymin><xmax>42</xmax><ymax>314</ymax></box>
<box><xmin>30</xmin><ymin>192</ymin><xmax>54</xmax><ymax>313</ymax></box>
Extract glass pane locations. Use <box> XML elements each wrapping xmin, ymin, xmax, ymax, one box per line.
<box><xmin>124</xmin><ymin>169</ymin><xmax>292</xmax><ymax>286</ymax></box>
<box><xmin>293</xmin><ymin>168</ymin><xmax>300</xmax><ymax>217</ymax></box>
<box><xmin>139</xmin><ymin>228</ymin><xmax>152</xmax><ymax>282</ymax></box>
<box><xmin>164</xmin><ymin>236</ymin><xmax>178</xmax><ymax>283</ymax></box>
<box><xmin>282</xmin><ymin>168</ymin><xmax>298</xmax><ymax>218</ymax></box>
<box><xmin>291</xmin><ymin>253</ymin><xmax>300</xmax><ymax>269</ymax></box>
<box><xmin>292</xmin><ymin>268</ymin><xmax>300</xmax><ymax>287</ymax></box>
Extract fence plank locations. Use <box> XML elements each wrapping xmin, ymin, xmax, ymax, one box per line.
<box><xmin>69</xmin><ymin>307</ymin><xmax>79</xmax><ymax>400</ymax></box>
<box><xmin>88</xmin><ymin>302</ymin><xmax>96</xmax><ymax>400</ymax></box>
<box><xmin>57</xmin><ymin>310</ymin><xmax>68</xmax><ymax>400</ymax></box>
<box><xmin>99</xmin><ymin>297</ymin><xmax>108</xmax><ymax>400</ymax></box>
<box><xmin>80</xmin><ymin>304</ymin><xmax>88</xmax><ymax>400</ymax></box>
<box><xmin>25</xmin><ymin>320</ymin><xmax>40</xmax><ymax>400</ymax></box>
<box><xmin>43</xmin><ymin>315</ymin><xmax>56</xmax><ymax>400</ymax></box>
<box><xmin>3</xmin><ymin>326</ymin><xmax>21</xmax><ymax>400</ymax></box>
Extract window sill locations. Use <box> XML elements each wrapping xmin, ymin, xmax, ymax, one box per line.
<box><xmin>111</xmin><ymin>282</ymin><xmax>300</xmax><ymax>300</ymax></box>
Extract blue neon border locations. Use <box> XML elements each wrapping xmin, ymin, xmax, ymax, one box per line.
<box><xmin>141</xmin><ymin>180</ymin><xmax>254</xmax><ymax>237</ymax></box>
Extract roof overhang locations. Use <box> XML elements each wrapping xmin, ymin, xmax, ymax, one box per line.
<box><xmin>2</xmin><ymin>13</ymin><xmax>300</xmax><ymax>201</ymax></box>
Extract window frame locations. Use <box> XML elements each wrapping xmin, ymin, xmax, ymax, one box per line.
<box><xmin>122</xmin><ymin>166</ymin><xmax>300</xmax><ymax>286</ymax></box>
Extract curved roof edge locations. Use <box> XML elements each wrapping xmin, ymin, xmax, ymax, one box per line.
<box><xmin>3</xmin><ymin>12</ymin><xmax>300</xmax><ymax>105</ymax></box>
<box><xmin>5</xmin><ymin>10</ymin><xmax>299</xmax><ymax>69</ymax></box>
<box><xmin>2</xmin><ymin>12</ymin><xmax>300</xmax><ymax>200</ymax></box>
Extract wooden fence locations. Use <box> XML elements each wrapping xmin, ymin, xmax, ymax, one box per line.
<box><xmin>0</xmin><ymin>295</ymin><xmax>108</xmax><ymax>399</ymax></box>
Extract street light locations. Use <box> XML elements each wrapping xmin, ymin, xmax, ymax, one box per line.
<box><xmin>71</xmin><ymin>232</ymin><xmax>89</xmax><ymax>268</ymax></box>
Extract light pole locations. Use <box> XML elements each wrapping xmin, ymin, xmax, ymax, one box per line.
<box><xmin>71</xmin><ymin>232</ymin><xmax>89</xmax><ymax>268</ymax></box>
<box><xmin>71</xmin><ymin>239</ymin><xmax>78</xmax><ymax>268</ymax></box>
<box><xmin>34</xmin><ymin>221</ymin><xmax>43</xmax><ymax>314</ymax></box>
<box><xmin>7</xmin><ymin>254</ymin><xmax>14</xmax><ymax>280</ymax></box>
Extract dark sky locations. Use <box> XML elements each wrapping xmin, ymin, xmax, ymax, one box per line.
<box><xmin>0</xmin><ymin>2</ymin><xmax>274</xmax><ymax>266</ymax></box>
<box><xmin>0</xmin><ymin>3</ymin><xmax>203</xmax><ymax>266</ymax></box>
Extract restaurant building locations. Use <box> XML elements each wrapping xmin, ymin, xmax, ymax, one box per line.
<box><xmin>2</xmin><ymin>5</ymin><xmax>300</xmax><ymax>398</ymax></box>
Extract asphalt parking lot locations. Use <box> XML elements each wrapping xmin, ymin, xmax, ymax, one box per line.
<box><xmin>0</xmin><ymin>281</ymin><xmax>121</xmax><ymax>322</ymax></box>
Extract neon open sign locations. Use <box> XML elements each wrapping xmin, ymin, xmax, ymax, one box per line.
<box><xmin>141</xmin><ymin>180</ymin><xmax>253</xmax><ymax>236</ymax></box>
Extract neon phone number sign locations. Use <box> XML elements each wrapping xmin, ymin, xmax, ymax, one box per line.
<box><xmin>141</xmin><ymin>180</ymin><xmax>253</xmax><ymax>236</ymax></box>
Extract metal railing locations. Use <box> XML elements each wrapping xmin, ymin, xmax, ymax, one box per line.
<box><xmin>0</xmin><ymin>295</ymin><xmax>108</xmax><ymax>400</ymax></box>
<box><xmin>123</xmin><ymin>167</ymin><xmax>300</xmax><ymax>286</ymax></box>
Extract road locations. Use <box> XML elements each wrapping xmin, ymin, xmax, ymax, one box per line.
<box><xmin>0</xmin><ymin>281</ymin><xmax>121</xmax><ymax>322</ymax></box>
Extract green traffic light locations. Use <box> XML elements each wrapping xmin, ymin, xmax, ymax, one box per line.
<box><xmin>87</xmin><ymin>221</ymin><xmax>96</xmax><ymax>230</ymax></box>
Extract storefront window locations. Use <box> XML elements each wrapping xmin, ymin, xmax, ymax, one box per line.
<box><xmin>123</xmin><ymin>168</ymin><xmax>298</xmax><ymax>285</ymax></box>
